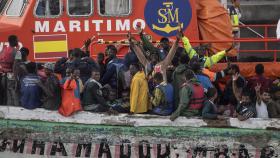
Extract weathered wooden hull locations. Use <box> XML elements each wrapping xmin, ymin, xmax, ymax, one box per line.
<box><xmin>0</xmin><ymin>107</ymin><xmax>279</xmax><ymax>157</ymax></box>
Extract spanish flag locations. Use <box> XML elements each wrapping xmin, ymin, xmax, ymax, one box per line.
<box><xmin>33</xmin><ymin>34</ymin><xmax>68</xmax><ymax>59</ymax></box>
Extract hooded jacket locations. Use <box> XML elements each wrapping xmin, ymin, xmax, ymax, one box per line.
<box><xmin>172</xmin><ymin>64</ymin><xmax>189</xmax><ymax>108</ymax></box>
<box><xmin>130</xmin><ymin>71</ymin><xmax>149</xmax><ymax>113</ymax></box>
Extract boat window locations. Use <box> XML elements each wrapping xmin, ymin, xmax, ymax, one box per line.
<box><xmin>67</xmin><ymin>0</ymin><xmax>92</xmax><ymax>17</ymax></box>
<box><xmin>6</xmin><ymin>0</ymin><xmax>26</xmax><ymax>16</ymax></box>
<box><xmin>0</xmin><ymin>0</ymin><xmax>8</xmax><ymax>14</ymax></box>
<box><xmin>99</xmin><ymin>0</ymin><xmax>131</xmax><ymax>16</ymax></box>
<box><xmin>35</xmin><ymin>0</ymin><xmax>61</xmax><ymax>17</ymax></box>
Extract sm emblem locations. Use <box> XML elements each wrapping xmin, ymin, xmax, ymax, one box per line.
<box><xmin>144</xmin><ymin>0</ymin><xmax>192</xmax><ymax>37</ymax></box>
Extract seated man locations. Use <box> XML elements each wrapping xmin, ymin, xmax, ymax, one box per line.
<box><xmin>256</xmin><ymin>85</ymin><xmax>280</xmax><ymax>118</ymax></box>
<box><xmin>233</xmin><ymin>73</ymin><xmax>256</xmax><ymax>121</ymax></box>
<box><xmin>202</xmin><ymin>88</ymin><xmax>225</xmax><ymax>120</ymax></box>
<box><xmin>20</xmin><ymin>62</ymin><xmax>42</xmax><ymax>109</ymax></box>
<box><xmin>170</xmin><ymin>69</ymin><xmax>205</xmax><ymax>121</ymax></box>
<box><xmin>150</xmin><ymin>73</ymin><xmax>174</xmax><ymax>116</ymax></box>
<box><xmin>190</xmin><ymin>58</ymin><xmax>213</xmax><ymax>91</ymax></box>
<box><xmin>222</xmin><ymin>64</ymin><xmax>246</xmax><ymax>106</ymax></box>
<box><xmin>39</xmin><ymin>62</ymin><xmax>61</xmax><ymax>110</ymax></box>
<box><xmin>247</xmin><ymin>64</ymin><xmax>272</xmax><ymax>93</ymax></box>
<box><xmin>59</xmin><ymin>68</ymin><xmax>83</xmax><ymax>117</ymax></box>
<box><xmin>129</xmin><ymin>63</ymin><xmax>149</xmax><ymax>114</ymax></box>
<box><xmin>82</xmin><ymin>68</ymin><xmax>110</xmax><ymax>112</ymax></box>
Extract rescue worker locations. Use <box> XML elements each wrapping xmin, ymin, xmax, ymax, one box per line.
<box><xmin>182</xmin><ymin>34</ymin><xmax>233</xmax><ymax>68</ymax></box>
<box><xmin>229</xmin><ymin>0</ymin><xmax>241</xmax><ymax>52</ymax></box>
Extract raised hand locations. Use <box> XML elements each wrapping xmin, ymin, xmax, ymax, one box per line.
<box><xmin>254</xmin><ymin>83</ymin><xmax>261</xmax><ymax>93</ymax></box>
<box><xmin>232</xmin><ymin>72</ymin><xmax>239</xmax><ymax>81</ymax></box>
<box><xmin>226</xmin><ymin>62</ymin><xmax>231</xmax><ymax>69</ymax></box>
<box><xmin>84</xmin><ymin>38</ymin><xmax>92</xmax><ymax>51</ymax></box>
<box><xmin>127</xmin><ymin>32</ymin><xmax>138</xmax><ymax>45</ymax></box>
<box><xmin>136</xmin><ymin>24</ymin><xmax>143</xmax><ymax>35</ymax></box>
<box><xmin>176</xmin><ymin>23</ymin><xmax>183</xmax><ymax>41</ymax></box>
<box><xmin>127</xmin><ymin>32</ymin><xmax>132</xmax><ymax>41</ymax></box>
<box><xmin>226</xmin><ymin>43</ymin><xmax>234</xmax><ymax>53</ymax></box>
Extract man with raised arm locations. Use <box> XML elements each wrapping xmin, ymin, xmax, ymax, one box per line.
<box><xmin>128</xmin><ymin>26</ymin><xmax>181</xmax><ymax>82</ymax></box>
<box><xmin>182</xmin><ymin>35</ymin><xmax>233</xmax><ymax>68</ymax></box>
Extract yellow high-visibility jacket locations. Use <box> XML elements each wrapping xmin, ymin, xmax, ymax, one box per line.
<box><xmin>182</xmin><ymin>37</ymin><xmax>226</xmax><ymax>68</ymax></box>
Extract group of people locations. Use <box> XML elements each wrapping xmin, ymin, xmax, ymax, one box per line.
<box><xmin>0</xmin><ymin>26</ymin><xmax>280</xmax><ymax>120</ymax></box>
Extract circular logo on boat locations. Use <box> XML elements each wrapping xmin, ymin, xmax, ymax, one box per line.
<box><xmin>144</xmin><ymin>0</ymin><xmax>192</xmax><ymax>37</ymax></box>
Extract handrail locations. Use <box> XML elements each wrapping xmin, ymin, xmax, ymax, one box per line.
<box><xmin>190</xmin><ymin>38</ymin><xmax>280</xmax><ymax>43</ymax></box>
<box><xmin>93</xmin><ymin>24</ymin><xmax>280</xmax><ymax>61</ymax></box>
<box><xmin>238</xmin><ymin>24</ymin><xmax>277</xmax><ymax>27</ymax></box>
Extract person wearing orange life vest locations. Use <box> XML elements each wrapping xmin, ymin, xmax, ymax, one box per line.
<box><xmin>202</xmin><ymin>62</ymin><xmax>232</xmax><ymax>83</ymax></box>
<box><xmin>170</xmin><ymin>69</ymin><xmax>205</xmax><ymax>121</ymax></box>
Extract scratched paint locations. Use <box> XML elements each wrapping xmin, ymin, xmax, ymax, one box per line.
<box><xmin>0</xmin><ymin>139</ymin><xmax>279</xmax><ymax>157</ymax></box>
<box><xmin>0</xmin><ymin>107</ymin><xmax>280</xmax><ymax>157</ymax></box>
<box><xmin>0</xmin><ymin>119</ymin><xmax>280</xmax><ymax>157</ymax></box>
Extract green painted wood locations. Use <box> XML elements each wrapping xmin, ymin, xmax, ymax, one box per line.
<box><xmin>1</xmin><ymin>119</ymin><xmax>279</xmax><ymax>146</ymax></box>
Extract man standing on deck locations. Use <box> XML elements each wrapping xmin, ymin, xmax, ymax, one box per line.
<box><xmin>229</xmin><ymin>0</ymin><xmax>241</xmax><ymax>52</ymax></box>
<box><xmin>0</xmin><ymin>35</ymin><xmax>19</xmax><ymax>105</ymax></box>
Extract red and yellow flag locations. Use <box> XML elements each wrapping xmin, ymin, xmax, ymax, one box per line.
<box><xmin>33</xmin><ymin>34</ymin><xmax>68</xmax><ymax>59</ymax></box>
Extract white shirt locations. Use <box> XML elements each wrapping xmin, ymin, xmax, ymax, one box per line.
<box><xmin>220</xmin><ymin>0</ymin><xmax>227</xmax><ymax>9</ymax></box>
<box><xmin>256</xmin><ymin>101</ymin><xmax>269</xmax><ymax>118</ymax></box>
<box><xmin>277</xmin><ymin>19</ymin><xmax>280</xmax><ymax>39</ymax></box>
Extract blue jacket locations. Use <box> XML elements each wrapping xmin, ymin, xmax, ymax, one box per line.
<box><xmin>100</xmin><ymin>58</ymin><xmax>123</xmax><ymax>89</ymax></box>
<box><xmin>20</xmin><ymin>74</ymin><xmax>42</xmax><ymax>109</ymax></box>
<box><xmin>195</xmin><ymin>74</ymin><xmax>213</xmax><ymax>91</ymax></box>
<box><xmin>54</xmin><ymin>57</ymin><xmax>98</xmax><ymax>83</ymax></box>
<box><xmin>152</xmin><ymin>83</ymin><xmax>174</xmax><ymax>115</ymax></box>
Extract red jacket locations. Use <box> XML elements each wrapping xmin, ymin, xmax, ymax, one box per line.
<box><xmin>248</xmin><ymin>75</ymin><xmax>272</xmax><ymax>93</ymax></box>
<box><xmin>0</xmin><ymin>46</ymin><xmax>16</xmax><ymax>73</ymax></box>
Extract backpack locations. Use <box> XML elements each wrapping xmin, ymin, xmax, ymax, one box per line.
<box><xmin>112</xmin><ymin>62</ymin><xmax>129</xmax><ymax>91</ymax></box>
<box><xmin>152</xmin><ymin>84</ymin><xmax>174</xmax><ymax>115</ymax></box>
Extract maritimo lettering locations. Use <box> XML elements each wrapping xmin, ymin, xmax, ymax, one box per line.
<box><xmin>35</xmin><ymin>19</ymin><xmax>146</xmax><ymax>33</ymax></box>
